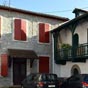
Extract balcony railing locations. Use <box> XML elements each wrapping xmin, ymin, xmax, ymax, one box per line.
<box><xmin>57</xmin><ymin>43</ymin><xmax>88</xmax><ymax>61</ymax></box>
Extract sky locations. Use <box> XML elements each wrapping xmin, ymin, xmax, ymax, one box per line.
<box><xmin>0</xmin><ymin>0</ymin><xmax>88</xmax><ymax>19</ymax></box>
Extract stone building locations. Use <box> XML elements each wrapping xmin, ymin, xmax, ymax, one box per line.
<box><xmin>0</xmin><ymin>5</ymin><xmax>68</xmax><ymax>86</ymax></box>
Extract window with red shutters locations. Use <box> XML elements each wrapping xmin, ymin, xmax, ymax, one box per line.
<box><xmin>39</xmin><ymin>56</ymin><xmax>49</xmax><ymax>73</ymax></box>
<box><xmin>1</xmin><ymin>54</ymin><xmax>8</xmax><ymax>77</ymax></box>
<box><xmin>14</xmin><ymin>19</ymin><xmax>27</xmax><ymax>41</ymax></box>
<box><xmin>39</xmin><ymin>23</ymin><xmax>50</xmax><ymax>43</ymax></box>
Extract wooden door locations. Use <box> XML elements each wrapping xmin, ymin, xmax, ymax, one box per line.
<box><xmin>13</xmin><ymin>58</ymin><xmax>26</xmax><ymax>85</ymax></box>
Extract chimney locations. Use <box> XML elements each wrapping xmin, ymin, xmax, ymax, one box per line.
<box><xmin>73</xmin><ymin>8</ymin><xmax>88</xmax><ymax>18</ymax></box>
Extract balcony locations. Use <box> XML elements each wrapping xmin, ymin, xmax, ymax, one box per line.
<box><xmin>56</xmin><ymin>43</ymin><xmax>88</xmax><ymax>64</ymax></box>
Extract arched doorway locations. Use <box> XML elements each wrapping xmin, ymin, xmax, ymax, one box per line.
<box><xmin>71</xmin><ymin>65</ymin><xmax>81</xmax><ymax>76</ymax></box>
<box><xmin>73</xmin><ymin>68</ymin><xmax>79</xmax><ymax>75</ymax></box>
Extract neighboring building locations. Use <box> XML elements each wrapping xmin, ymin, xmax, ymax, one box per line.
<box><xmin>0</xmin><ymin>5</ymin><xmax>68</xmax><ymax>86</ymax></box>
<box><xmin>51</xmin><ymin>8</ymin><xmax>88</xmax><ymax>77</ymax></box>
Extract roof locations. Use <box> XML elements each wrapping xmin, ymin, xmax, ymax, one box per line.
<box><xmin>0</xmin><ymin>5</ymin><xmax>69</xmax><ymax>21</ymax></box>
<box><xmin>73</xmin><ymin>8</ymin><xmax>88</xmax><ymax>13</ymax></box>
<box><xmin>51</xmin><ymin>11</ymin><xmax>88</xmax><ymax>33</ymax></box>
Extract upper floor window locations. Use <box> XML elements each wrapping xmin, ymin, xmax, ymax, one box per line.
<box><xmin>14</xmin><ymin>19</ymin><xmax>27</xmax><ymax>41</ymax></box>
<box><xmin>39</xmin><ymin>23</ymin><xmax>50</xmax><ymax>43</ymax></box>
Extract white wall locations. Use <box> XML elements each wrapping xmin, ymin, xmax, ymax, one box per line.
<box><xmin>53</xmin><ymin>20</ymin><xmax>88</xmax><ymax>77</ymax></box>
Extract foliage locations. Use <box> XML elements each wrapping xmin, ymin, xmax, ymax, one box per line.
<box><xmin>61</xmin><ymin>43</ymin><xmax>71</xmax><ymax>49</ymax></box>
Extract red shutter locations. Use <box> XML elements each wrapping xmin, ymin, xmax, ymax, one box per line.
<box><xmin>39</xmin><ymin>23</ymin><xmax>49</xmax><ymax>43</ymax></box>
<box><xmin>14</xmin><ymin>19</ymin><xmax>21</xmax><ymax>40</ymax></box>
<box><xmin>39</xmin><ymin>56</ymin><xmax>49</xmax><ymax>73</ymax></box>
<box><xmin>39</xmin><ymin>23</ymin><xmax>45</xmax><ymax>43</ymax></box>
<box><xmin>45</xmin><ymin>24</ymin><xmax>49</xmax><ymax>43</ymax></box>
<box><xmin>0</xmin><ymin>17</ymin><xmax>1</xmax><ymax>37</ymax></box>
<box><xmin>21</xmin><ymin>20</ymin><xmax>26</xmax><ymax>41</ymax></box>
<box><xmin>1</xmin><ymin>54</ymin><xmax>8</xmax><ymax>76</ymax></box>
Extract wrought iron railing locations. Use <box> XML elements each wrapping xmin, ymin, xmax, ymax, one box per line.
<box><xmin>57</xmin><ymin>43</ymin><xmax>88</xmax><ymax>61</ymax></box>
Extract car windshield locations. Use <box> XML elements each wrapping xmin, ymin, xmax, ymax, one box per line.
<box><xmin>42</xmin><ymin>74</ymin><xmax>57</xmax><ymax>81</ymax></box>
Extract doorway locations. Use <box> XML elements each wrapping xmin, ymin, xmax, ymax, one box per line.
<box><xmin>73</xmin><ymin>33</ymin><xmax>79</xmax><ymax>47</ymax></box>
<box><xmin>73</xmin><ymin>68</ymin><xmax>79</xmax><ymax>75</ymax></box>
<box><xmin>71</xmin><ymin>65</ymin><xmax>81</xmax><ymax>76</ymax></box>
<box><xmin>13</xmin><ymin>58</ymin><xmax>26</xmax><ymax>85</ymax></box>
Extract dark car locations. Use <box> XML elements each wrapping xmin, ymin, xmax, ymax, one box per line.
<box><xmin>81</xmin><ymin>74</ymin><xmax>88</xmax><ymax>88</ymax></box>
<box><xmin>60</xmin><ymin>74</ymin><xmax>83</xmax><ymax>88</ymax></box>
<box><xmin>21</xmin><ymin>73</ymin><xmax>59</xmax><ymax>88</ymax></box>
<box><xmin>60</xmin><ymin>74</ymin><xmax>88</xmax><ymax>88</ymax></box>
<box><xmin>57</xmin><ymin>77</ymin><xmax>67</xmax><ymax>88</ymax></box>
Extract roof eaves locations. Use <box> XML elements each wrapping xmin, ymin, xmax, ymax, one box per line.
<box><xmin>0</xmin><ymin>5</ymin><xmax>69</xmax><ymax>21</ymax></box>
<box><xmin>51</xmin><ymin>13</ymin><xmax>88</xmax><ymax>33</ymax></box>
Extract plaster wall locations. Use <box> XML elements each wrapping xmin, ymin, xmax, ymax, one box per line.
<box><xmin>0</xmin><ymin>10</ymin><xmax>64</xmax><ymax>86</ymax></box>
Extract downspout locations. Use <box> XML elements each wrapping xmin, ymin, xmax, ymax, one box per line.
<box><xmin>52</xmin><ymin>33</ymin><xmax>55</xmax><ymax>73</ymax></box>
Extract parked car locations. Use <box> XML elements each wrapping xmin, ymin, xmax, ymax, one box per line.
<box><xmin>57</xmin><ymin>77</ymin><xmax>67</xmax><ymax>88</ymax></box>
<box><xmin>60</xmin><ymin>74</ymin><xmax>88</xmax><ymax>88</ymax></box>
<box><xmin>21</xmin><ymin>73</ymin><xmax>59</xmax><ymax>88</ymax></box>
<box><xmin>81</xmin><ymin>74</ymin><xmax>88</xmax><ymax>88</ymax></box>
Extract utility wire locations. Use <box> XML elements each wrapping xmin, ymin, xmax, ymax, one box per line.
<box><xmin>45</xmin><ymin>9</ymin><xmax>72</xmax><ymax>13</ymax></box>
<box><xmin>45</xmin><ymin>6</ymin><xmax>88</xmax><ymax>13</ymax></box>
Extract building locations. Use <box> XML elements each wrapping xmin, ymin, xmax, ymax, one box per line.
<box><xmin>51</xmin><ymin>8</ymin><xmax>88</xmax><ymax>77</ymax></box>
<box><xmin>0</xmin><ymin>5</ymin><xmax>68</xmax><ymax>86</ymax></box>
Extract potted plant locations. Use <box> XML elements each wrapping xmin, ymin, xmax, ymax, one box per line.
<box><xmin>61</xmin><ymin>43</ymin><xmax>71</xmax><ymax>58</ymax></box>
<box><xmin>61</xmin><ymin>43</ymin><xmax>71</xmax><ymax>49</ymax></box>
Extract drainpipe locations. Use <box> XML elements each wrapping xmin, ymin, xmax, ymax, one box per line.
<box><xmin>52</xmin><ymin>34</ymin><xmax>55</xmax><ymax>73</ymax></box>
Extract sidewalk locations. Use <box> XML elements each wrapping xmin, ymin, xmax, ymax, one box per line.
<box><xmin>0</xmin><ymin>85</ymin><xmax>21</xmax><ymax>88</ymax></box>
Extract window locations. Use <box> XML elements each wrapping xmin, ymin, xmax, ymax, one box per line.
<box><xmin>14</xmin><ymin>19</ymin><xmax>27</xmax><ymax>41</ymax></box>
<box><xmin>39</xmin><ymin>23</ymin><xmax>50</xmax><ymax>43</ymax></box>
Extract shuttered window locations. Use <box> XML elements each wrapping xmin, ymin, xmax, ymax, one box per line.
<box><xmin>39</xmin><ymin>56</ymin><xmax>49</xmax><ymax>73</ymax></box>
<box><xmin>1</xmin><ymin>54</ymin><xmax>8</xmax><ymax>77</ymax></box>
<box><xmin>14</xmin><ymin>19</ymin><xmax>27</xmax><ymax>41</ymax></box>
<box><xmin>39</xmin><ymin>23</ymin><xmax>50</xmax><ymax>43</ymax></box>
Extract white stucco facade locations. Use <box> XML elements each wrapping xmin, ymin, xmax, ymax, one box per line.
<box><xmin>52</xmin><ymin>17</ymin><xmax>88</xmax><ymax>78</ymax></box>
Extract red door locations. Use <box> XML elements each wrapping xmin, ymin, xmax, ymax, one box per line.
<box><xmin>39</xmin><ymin>56</ymin><xmax>49</xmax><ymax>73</ymax></box>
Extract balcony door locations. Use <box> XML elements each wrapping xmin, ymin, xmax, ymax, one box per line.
<box><xmin>73</xmin><ymin>34</ymin><xmax>79</xmax><ymax>56</ymax></box>
<box><xmin>73</xmin><ymin>33</ymin><xmax>79</xmax><ymax>48</ymax></box>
